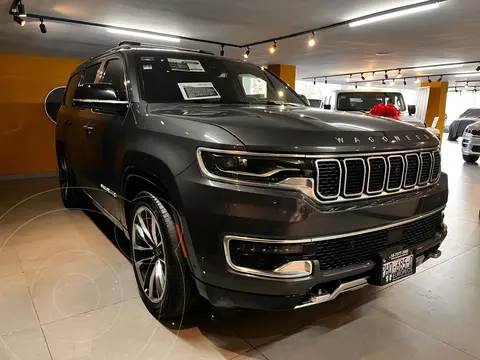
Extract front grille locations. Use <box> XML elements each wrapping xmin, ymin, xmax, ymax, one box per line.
<box><xmin>472</xmin><ymin>145</ymin><xmax>480</xmax><ymax>153</ymax></box>
<box><xmin>316</xmin><ymin>211</ymin><xmax>444</xmax><ymax>270</ymax></box>
<box><xmin>315</xmin><ymin>148</ymin><xmax>440</xmax><ymax>202</ymax></box>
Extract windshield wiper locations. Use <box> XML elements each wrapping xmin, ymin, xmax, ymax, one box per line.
<box><xmin>190</xmin><ymin>99</ymin><xmax>252</xmax><ymax>104</ymax></box>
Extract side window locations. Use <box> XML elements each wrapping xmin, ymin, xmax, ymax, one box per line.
<box><xmin>101</xmin><ymin>59</ymin><xmax>127</xmax><ymax>101</ymax></box>
<box><xmin>238</xmin><ymin>74</ymin><xmax>267</xmax><ymax>99</ymax></box>
<box><xmin>64</xmin><ymin>73</ymin><xmax>81</xmax><ymax>107</ymax></box>
<box><xmin>82</xmin><ymin>63</ymin><xmax>101</xmax><ymax>84</ymax></box>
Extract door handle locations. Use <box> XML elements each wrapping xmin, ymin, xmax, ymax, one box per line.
<box><xmin>82</xmin><ymin>124</ymin><xmax>95</xmax><ymax>135</ymax></box>
<box><xmin>64</xmin><ymin>120</ymin><xmax>72</xmax><ymax>126</ymax></box>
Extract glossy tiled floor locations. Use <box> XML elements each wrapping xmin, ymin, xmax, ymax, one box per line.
<box><xmin>0</xmin><ymin>137</ymin><xmax>479</xmax><ymax>360</ymax></box>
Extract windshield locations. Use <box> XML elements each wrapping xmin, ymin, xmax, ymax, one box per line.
<box><xmin>459</xmin><ymin>108</ymin><xmax>480</xmax><ymax>118</ymax></box>
<box><xmin>134</xmin><ymin>52</ymin><xmax>304</xmax><ymax>105</ymax></box>
<box><xmin>336</xmin><ymin>92</ymin><xmax>406</xmax><ymax>112</ymax></box>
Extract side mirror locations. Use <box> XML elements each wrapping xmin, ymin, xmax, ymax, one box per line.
<box><xmin>73</xmin><ymin>83</ymin><xmax>128</xmax><ymax>113</ymax></box>
<box><xmin>299</xmin><ymin>95</ymin><xmax>310</xmax><ymax>106</ymax></box>
<box><xmin>408</xmin><ymin>105</ymin><xmax>416</xmax><ymax>116</ymax></box>
<box><xmin>323</xmin><ymin>104</ymin><xmax>332</xmax><ymax>110</ymax></box>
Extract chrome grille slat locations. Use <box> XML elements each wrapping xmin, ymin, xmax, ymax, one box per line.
<box><xmin>343</xmin><ymin>158</ymin><xmax>366</xmax><ymax>197</ymax></box>
<box><xmin>314</xmin><ymin>149</ymin><xmax>441</xmax><ymax>203</ymax></box>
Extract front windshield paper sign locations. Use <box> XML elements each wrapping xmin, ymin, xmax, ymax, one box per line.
<box><xmin>177</xmin><ymin>82</ymin><xmax>220</xmax><ymax>100</ymax></box>
<box><xmin>168</xmin><ymin>58</ymin><xmax>205</xmax><ymax>72</ymax></box>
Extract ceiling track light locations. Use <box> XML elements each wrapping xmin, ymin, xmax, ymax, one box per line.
<box><xmin>476</xmin><ymin>64</ymin><xmax>480</xmax><ymax>72</ymax></box>
<box><xmin>346</xmin><ymin>74</ymin><xmax>352</xmax><ymax>82</ymax></box>
<box><xmin>384</xmin><ymin>71</ymin><xmax>389</xmax><ymax>80</ymax></box>
<box><xmin>438</xmin><ymin>75</ymin><xmax>443</xmax><ymax>82</ymax></box>
<box><xmin>382</xmin><ymin>79</ymin><xmax>386</xmax><ymax>85</ymax></box>
<box><xmin>313</xmin><ymin>78</ymin><xmax>316</xmax><ymax>85</ymax></box>
<box><xmin>396</xmin><ymin>69</ymin><xmax>402</xmax><ymax>78</ymax></box>
<box><xmin>428</xmin><ymin>77</ymin><xmax>432</xmax><ymax>83</ymax></box>
<box><xmin>13</xmin><ymin>15</ymin><xmax>25</xmax><ymax>26</ymax></box>
<box><xmin>355</xmin><ymin>83</ymin><xmax>358</xmax><ymax>89</ymax></box>
<box><xmin>475</xmin><ymin>87</ymin><xmax>478</xmax><ymax>93</ymax></box>
<box><xmin>415</xmin><ymin>77</ymin><xmax>420</xmax><ymax>84</ymax></box>
<box><xmin>220</xmin><ymin>45</ymin><xmax>225</xmax><ymax>57</ymax></box>
<box><xmin>17</xmin><ymin>0</ymin><xmax>26</xmax><ymax>17</ymax></box>
<box><xmin>324</xmin><ymin>77</ymin><xmax>328</xmax><ymax>84</ymax></box>
<box><xmin>404</xmin><ymin>79</ymin><xmax>407</xmax><ymax>86</ymax></box>
<box><xmin>244</xmin><ymin>47</ymin><xmax>250</xmax><ymax>59</ymax></box>
<box><xmin>269</xmin><ymin>41</ymin><xmax>277</xmax><ymax>54</ymax></box>
<box><xmin>308</xmin><ymin>31</ymin><xmax>316</xmax><ymax>47</ymax></box>
<box><xmin>455</xmin><ymin>87</ymin><xmax>458</xmax><ymax>93</ymax></box>
<box><xmin>39</xmin><ymin>17</ymin><xmax>47</xmax><ymax>34</ymax></box>
<box><xmin>370</xmin><ymin>72</ymin><xmax>375</xmax><ymax>80</ymax></box>
<box><xmin>361</xmin><ymin>73</ymin><xmax>365</xmax><ymax>81</ymax></box>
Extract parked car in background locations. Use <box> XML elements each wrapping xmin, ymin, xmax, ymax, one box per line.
<box><xmin>56</xmin><ymin>41</ymin><xmax>448</xmax><ymax>320</ymax></box>
<box><xmin>320</xmin><ymin>89</ymin><xmax>440</xmax><ymax>137</ymax></box>
<box><xmin>448</xmin><ymin>108</ymin><xmax>480</xmax><ymax>141</ymax></box>
<box><xmin>462</xmin><ymin>121</ymin><xmax>480</xmax><ymax>163</ymax></box>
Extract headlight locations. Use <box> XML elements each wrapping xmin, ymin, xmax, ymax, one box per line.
<box><xmin>197</xmin><ymin>148</ymin><xmax>314</xmax><ymax>183</ymax></box>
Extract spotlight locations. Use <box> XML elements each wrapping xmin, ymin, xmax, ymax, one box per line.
<box><xmin>396</xmin><ymin>69</ymin><xmax>402</xmax><ymax>78</ymax></box>
<box><xmin>465</xmin><ymin>82</ymin><xmax>469</xmax><ymax>90</ymax></box>
<box><xmin>370</xmin><ymin>72</ymin><xmax>375</xmax><ymax>80</ymax></box>
<box><xmin>39</xmin><ymin>18</ymin><xmax>47</xmax><ymax>34</ymax></box>
<box><xmin>244</xmin><ymin>47</ymin><xmax>250</xmax><ymax>59</ymax></box>
<box><xmin>404</xmin><ymin>79</ymin><xmax>407</xmax><ymax>86</ymax></box>
<box><xmin>269</xmin><ymin>41</ymin><xmax>277</xmax><ymax>54</ymax></box>
<box><xmin>346</xmin><ymin>74</ymin><xmax>352</xmax><ymax>82</ymax></box>
<box><xmin>382</xmin><ymin>79</ymin><xmax>386</xmax><ymax>85</ymax></box>
<box><xmin>415</xmin><ymin>77</ymin><xmax>420</xmax><ymax>84</ymax></box>
<box><xmin>475</xmin><ymin>87</ymin><xmax>478</xmax><ymax>93</ymax></box>
<box><xmin>324</xmin><ymin>77</ymin><xmax>328</xmax><ymax>84</ymax></box>
<box><xmin>384</xmin><ymin>71</ymin><xmax>389</xmax><ymax>80</ymax></box>
<box><xmin>220</xmin><ymin>45</ymin><xmax>225</xmax><ymax>57</ymax></box>
<box><xmin>13</xmin><ymin>15</ymin><xmax>25</xmax><ymax>26</ymax></box>
<box><xmin>437</xmin><ymin>75</ymin><xmax>443</xmax><ymax>82</ymax></box>
<box><xmin>477</xmin><ymin>64</ymin><xmax>480</xmax><ymax>72</ymax></box>
<box><xmin>361</xmin><ymin>73</ymin><xmax>365</xmax><ymax>81</ymax></box>
<box><xmin>428</xmin><ymin>77</ymin><xmax>432</xmax><ymax>83</ymax></box>
<box><xmin>355</xmin><ymin>83</ymin><xmax>358</xmax><ymax>89</ymax></box>
<box><xmin>308</xmin><ymin>32</ymin><xmax>316</xmax><ymax>47</ymax></box>
<box><xmin>313</xmin><ymin>78</ymin><xmax>316</xmax><ymax>85</ymax></box>
<box><xmin>17</xmin><ymin>1</ymin><xmax>26</xmax><ymax>17</ymax></box>
<box><xmin>455</xmin><ymin>87</ymin><xmax>458</xmax><ymax>93</ymax></box>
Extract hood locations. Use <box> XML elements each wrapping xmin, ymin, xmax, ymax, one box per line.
<box><xmin>465</xmin><ymin>121</ymin><xmax>480</xmax><ymax>134</ymax></box>
<box><xmin>148</xmin><ymin>104</ymin><xmax>439</xmax><ymax>153</ymax></box>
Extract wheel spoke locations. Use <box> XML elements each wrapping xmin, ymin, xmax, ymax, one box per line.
<box><xmin>154</xmin><ymin>259</ymin><xmax>166</xmax><ymax>299</ymax></box>
<box><xmin>151</xmin><ymin>216</ymin><xmax>158</xmax><ymax>246</ymax></box>
<box><xmin>137</xmin><ymin>215</ymin><xmax>154</xmax><ymax>244</ymax></box>
<box><xmin>133</xmin><ymin>224</ymin><xmax>153</xmax><ymax>250</ymax></box>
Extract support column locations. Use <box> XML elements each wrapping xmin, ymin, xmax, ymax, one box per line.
<box><xmin>267</xmin><ymin>64</ymin><xmax>296</xmax><ymax>89</ymax></box>
<box><xmin>421</xmin><ymin>81</ymin><xmax>449</xmax><ymax>139</ymax></box>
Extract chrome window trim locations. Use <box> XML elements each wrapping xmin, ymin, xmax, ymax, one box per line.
<box><xmin>366</xmin><ymin>157</ymin><xmax>387</xmax><ymax>194</ymax></box>
<box><xmin>315</xmin><ymin>159</ymin><xmax>342</xmax><ymax>200</ymax></box>
<box><xmin>72</xmin><ymin>99</ymin><xmax>129</xmax><ymax>104</ymax></box>
<box><xmin>419</xmin><ymin>152</ymin><xmax>433</xmax><ymax>186</ymax></box>
<box><xmin>404</xmin><ymin>153</ymin><xmax>420</xmax><ymax>188</ymax></box>
<box><xmin>343</xmin><ymin>158</ymin><xmax>365</xmax><ymax>197</ymax></box>
<box><xmin>197</xmin><ymin>147</ymin><xmax>441</xmax><ymax>205</ymax></box>
<box><xmin>430</xmin><ymin>150</ymin><xmax>441</xmax><ymax>183</ymax></box>
<box><xmin>386</xmin><ymin>155</ymin><xmax>405</xmax><ymax>191</ymax></box>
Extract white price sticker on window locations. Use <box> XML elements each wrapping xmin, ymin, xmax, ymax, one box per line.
<box><xmin>177</xmin><ymin>82</ymin><xmax>220</xmax><ymax>100</ymax></box>
<box><xmin>168</xmin><ymin>58</ymin><xmax>205</xmax><ymax>72</ymax></box>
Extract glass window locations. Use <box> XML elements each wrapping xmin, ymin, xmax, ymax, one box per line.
<box><xmin>336</xmin><ymin>92</ymin><xmax>406</xmax><ymax>112</ymax></box>
<box><xmin>134</xmin><ymin>53</ymin><xmax>304</xmax><ymax>105</ymax></box>
<box><xmin>101</xmin><ymin>59</ymin><xmax>127</xmax><ymax>101</ymax></box>
<box><xmin>239</xmin><ymin>74</ymin><xmax>267</xmax><ymax>99</ymax></box>
<box><xmin>82</xmin><ymin>63</ymin><xmax>101</xmax><ymax>84</ymax></box>
<box><xmin>64</xmin><ymin>73</ymin><xmax>81</xmax><ymax>107</ymax></box>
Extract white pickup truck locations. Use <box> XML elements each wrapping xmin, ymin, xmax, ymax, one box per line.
<box><xmin>318</xmin><ymin>89</ymin><xmax>440</xmax><ymax>137</ymax></box>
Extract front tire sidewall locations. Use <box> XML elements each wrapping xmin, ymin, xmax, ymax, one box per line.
<box><xmin>130</xmin><ymin>191</ymin><xmax>189</xmax><ymax>320</ymax></box>
<box><xmin>463</xmin><ymin>154</ymin><xmax>479</xmax><ymax>163</ymax></box>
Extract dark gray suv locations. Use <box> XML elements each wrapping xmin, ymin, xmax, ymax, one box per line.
<box><xmin>56</xmin><ymin>41</ymin><xmax>448</xmax><ymax>319</ymax></box>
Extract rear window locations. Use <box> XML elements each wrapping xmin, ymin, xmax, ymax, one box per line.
<box><xmin>337</xmin><ymin>92</ymin><xmax>406</xmax><ymax>112</ymax></box>
<box><xmin>134</xmin><ymin>52</ymin><xmax>304</xmax><ymax>105</ymax></box>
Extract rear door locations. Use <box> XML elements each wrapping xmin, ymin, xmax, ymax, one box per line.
<box><xmin>80</xmin><ymin>57</ymin><xmax>129</xmax><ymax>218</ymax></box>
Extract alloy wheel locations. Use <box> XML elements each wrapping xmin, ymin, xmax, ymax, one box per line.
<box><xmin>132</xmin><ymin>206</ymin><xmax>167</xmax><ymax>303</ymax></box>
<box><xmin>59</xmin><ymin>155</ymin><xmax>69</xmax><ymax>200</ymax></box>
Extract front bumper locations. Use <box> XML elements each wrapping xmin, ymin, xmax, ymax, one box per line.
<box><xmin>462</xmin><ymin>134</ymin><xmax>480</xmax><ymax>155</ymax></box>
<box><xmin>175</xmin><ymin>163</ymin><xmax>449</xmax><ymax>310</ymax></box>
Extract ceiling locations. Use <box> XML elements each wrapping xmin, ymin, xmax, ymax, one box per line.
<box><xmin>1</xmin><ymin>0</ymin><xmax>480</xmax><ymax>83</ymax></box>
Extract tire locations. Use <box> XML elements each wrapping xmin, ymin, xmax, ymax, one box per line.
<box><xmin>129</xmin><ymin>191</ymin><xmax>193</xmax><ymax>320</ymax></box>
<box><xmin>57</xmin><ymin>151</ymin><xmax>82</xmax><ymax>208</ymax></box>
<box><xmin>463</xmin><ymin>154</ymin><xmax>479</xmax><ymax>163</ymax></box>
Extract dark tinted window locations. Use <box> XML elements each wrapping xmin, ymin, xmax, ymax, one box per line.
<box><xmin>101</xmin><ymin>59</ymin><xmax>127</xmax><ymax>101</ymax></box>
<box><xmin>82</xmin><ymin>63</ymin><xmax>101</xmax><ymax>84</ymax></box>
<box><xmin>135</xmin><ymin>53</ymin><xmax>303</xmax><ymax>105</ymax></box>
<box><xmin>337</xmin><ymin>92</ymin><xmax>406</xmax><ymax>112</ymax></box>
<box><xmin>64</xmin><ymin>73</ymin><xmax>81</xmax><ymax>107</ymax></box>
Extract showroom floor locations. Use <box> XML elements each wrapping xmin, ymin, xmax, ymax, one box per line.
<box><xmin>0</xmin><ymin>137</ymin><xmax>479</xmax><ymax>360</ymax></box>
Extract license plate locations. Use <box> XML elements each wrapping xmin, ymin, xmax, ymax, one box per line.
<box><xmin>380</xmin><ymin>248</ymin><xmax>416</xmax><ymax>285</ymax></box>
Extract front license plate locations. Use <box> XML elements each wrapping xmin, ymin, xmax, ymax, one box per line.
<box><xmin>380</xmin><ymin>248</ymin><xmax>416</xmax><ymax>285</ymax></box>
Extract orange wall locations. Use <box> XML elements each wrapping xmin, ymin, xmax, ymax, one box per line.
<box><xmin>268</xmin><ymin>64</ymin><xmax>297</xmax><ymax>89</ymax></box>
<box><xmin>0</xmin><ymin>54</ymin><xmax>83</xmax><ymax>176</ymax></box>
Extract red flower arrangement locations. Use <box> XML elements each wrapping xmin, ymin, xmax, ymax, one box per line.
<box><xmin>369</xmin><ymin>104</ymin><xmax>401</xmax><ymax>120</ymax></box>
